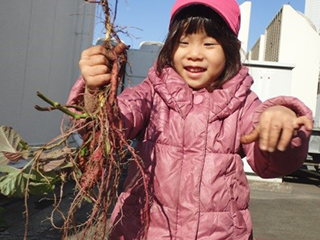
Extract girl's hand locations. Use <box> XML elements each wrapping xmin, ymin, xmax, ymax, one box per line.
<box><xmin>79</xmin><ymin>45</ymin><xmax>115</xmax><ymax>90</ymax></box>
<box><xmin>241</xmin><ymin>106</ymin><xmax>313</xmax><ymax>152</ymax></box>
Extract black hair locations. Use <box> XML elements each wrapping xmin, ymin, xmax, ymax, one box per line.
<box><xmin>156</xmin><ymin>4</ymin><xmax>241</xmax><ymax>88</ymax></box>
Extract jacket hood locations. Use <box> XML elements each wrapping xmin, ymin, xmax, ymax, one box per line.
<box><xmin>148</xmin><ymin>65</ymin><xmax>253</xmax><ymax>122</ymax></box>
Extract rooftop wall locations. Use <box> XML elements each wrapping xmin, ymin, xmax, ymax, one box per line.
<box><xmin>248</xmin><ymin>4</ymin><xmax>320</xmax><ymax>116</ymax></box>
<box><xmin>279</xmin><ymin>5</ymin><xmax>320</xmax><ymax>114</ymax></box>
<box><xmin>0</xmin><ymin>0</ymin><xmax>95</xmax><ymax>144</ymax></box>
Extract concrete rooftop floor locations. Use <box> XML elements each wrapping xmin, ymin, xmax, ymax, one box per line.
<box><xmin>0</xmin><ymin>168</ymin><xmax>319</xmax><ymax>240</ymax></box>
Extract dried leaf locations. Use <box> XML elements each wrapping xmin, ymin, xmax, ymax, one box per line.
<box><xmin>0</xmin><ymin>126</ymin><xmax>30</xmax><ymax>165</ymax></box>
<box><xmin>2</xmin><ymin>152</ymin><xmax>23</xmax><ymax>162</ymax></box>
<box><xmin>43</xmin><ymin>159</ymin><xmax>66</xmax><ymax>172</ymax></box>
<box><xmin>39</xmin><ymin>147</ymin><xmax>72</xmax><ymax>172</ymax></box>
<box><xmin>39</xmin><ymin>147</ymin><xmax>71</xmax><ymax>162</ymax></box>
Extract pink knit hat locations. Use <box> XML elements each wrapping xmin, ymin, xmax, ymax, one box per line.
<box><xmin>170</xmin><ymin>0</ymin><xmax>241</xmax><ymax>36</ymax></box>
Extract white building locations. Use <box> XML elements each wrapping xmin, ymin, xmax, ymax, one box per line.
<box><xmin>305</xmin><ymin>0</ymin><xmax>320</xmax><ymax>128</ymax></box>
<box><xmin>305</xmin><ymin>0</ymin><xmax>320</xmax><ymax>33</ymax></box>
<box><xmin>248</xmin><ymin>4</ymin><xmax>320</xmax><ymax>123</ymax></box>
<box><xmin>238</xmin><ymin>1</ymin><xmax>252</xmax><ymax>56</ymax></box>
<box><xmin>0</xmin><ymin>0</ymin><xmax>95</xmax><ymax>144</ymax></box>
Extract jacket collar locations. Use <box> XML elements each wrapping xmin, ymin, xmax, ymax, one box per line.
<box><xmin>208</xmin><ymin>67</ymin><xmax>253</xmax><ymax>122</ymax></box>
<box><xmin>148</xmin><ymin>65</ymin><xmax>253</xmax><ymax>122</ymax></box>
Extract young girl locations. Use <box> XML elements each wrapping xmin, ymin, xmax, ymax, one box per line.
<box><xmin>68</xmin><ymin>0</ymin><xmax>313</xmax><ymax>239</ymax></box>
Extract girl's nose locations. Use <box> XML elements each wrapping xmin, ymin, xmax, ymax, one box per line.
<box><xmin>187</xmin><ymin>45</ymin><xmax>203</xmax><ymax>61</ymax></box>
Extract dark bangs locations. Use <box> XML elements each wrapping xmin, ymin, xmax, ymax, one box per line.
<box><xmin>157</xmin><ymin>5</ymin><xmax>241</xmax><ymax>87</ymax></box>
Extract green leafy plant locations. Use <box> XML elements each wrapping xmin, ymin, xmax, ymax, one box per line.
<box><xmin>0</xmin><ymin>126</ymin><xmax>73</xmax><ymax>198</ymax></box>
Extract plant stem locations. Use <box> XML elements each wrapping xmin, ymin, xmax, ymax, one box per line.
<box><xmin>36</xmin><ymin>92</ymin><xmax>90</xmax><ymax>119</ymax></box>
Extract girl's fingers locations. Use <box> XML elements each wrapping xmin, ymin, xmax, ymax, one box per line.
<box><xmin>81</xmin><ymin>45</ymin><xmax>109</xmax><ymax>59</ymax></box>
<box><xmin>240</xmin><ymin>127</ymin><xmax>259</xmax><ymax>144</ymax></box>
<box><xmin>83</xmin><ymin>54</ymin><xmax>109</xmax><ymax>67</ymax></box>
<box><xmin>89</xmin><ymin>65</ymin><xmax>110</xmax><ymax>76</ymax></box>
<box><xmin>266</xmin><ymin>119</ymin><xmax>283</xmax><ymax>152</ymax></box>
<box><xmin>258</xmin><ymin>120</ymin><xmax>271</xmax><ymax>151</ymax></box>
<box><xmin>275</xmin><ymin>116</ymin><xmax>312</xmax><ymax>151</ymax></box>
<box><xmin>86</xmin><ymin>74</ymin><xmax>111</xmax><ymax>89</ymax></box>
<box><xmin>81</xmin><ymin>65</ymin><xmax>109</xmax><ymax>80</ymax></box>
<box><xmin>241</xmin><ymin>107</ymin><xmax>312</xmax><ymax>153</ymax></box>
<box><xmin>293</xmin><ymin>116</ymin><xmax>313</xmax><ymax>131</ymax></box>
<box><xmin>79</xmin><ymin>45</ymin><xmax>116</xmax><ymax>89</ymax></box>
<box><xmin>81</xmin><ymin>65</ymin><xmax>111</xmax><ymax>88</ymax></box>
<box><xmin>82</xmin><ymin>45</ymin><xmax>116</xmax><ymax>61</ymax></box>
<box><xmin>276</xmin><ymin>122</ymin><xmax>295</xmax><ymax>151</ymax></box>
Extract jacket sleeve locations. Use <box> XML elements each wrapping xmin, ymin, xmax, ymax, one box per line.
<box><xmin>65</xmin><ymin>76</ymin><xmax>89</xmax><ymax>135</ymax></box>
<box><xmin>66</xmin><ymin>75</ymin><xmax>154</xmax><ymax>140</ymax></box>
<box><xmin>66</xmin><ymin>76</ymin><xmax>86</xmax><ymax>108</ymax></box>
<box><xmin>239</xmin><ymin>93</ymin><xmax>313</xmax><ymax>178</ymax></box>
<box><xmin>117</xmin><ymin>79</ymin><xmax>154</xmax><ymax>140</ymax></box>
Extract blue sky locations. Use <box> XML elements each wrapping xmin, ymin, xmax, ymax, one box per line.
<box><xmin>93</xmin><ymin>0</ymin><xmax>305</xmax><ymax>50</ymax></box>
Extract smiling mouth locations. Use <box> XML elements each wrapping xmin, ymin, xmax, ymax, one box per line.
<box><xmin>185</xmin><ymin>66</ymin><xmax>206</xmax><ymax>73</ymax></box>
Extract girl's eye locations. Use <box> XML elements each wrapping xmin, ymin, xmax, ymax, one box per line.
<box><xmin>204</xmin><ymin>43</ymin><xmax>216</xmax><ymax>47</ymax></box>
<box><xmin>179</xmin><ymin>41</ymin><xmax>189</xmax><ymax>45</ymax></box>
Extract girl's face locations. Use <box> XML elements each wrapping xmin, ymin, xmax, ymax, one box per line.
<box><xmin>173</xmin><ymin>32</ymin><xmax>226</xmax><ymax>91</ymax></box>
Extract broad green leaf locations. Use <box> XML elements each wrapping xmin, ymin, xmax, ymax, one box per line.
<box><xmin>0</xmin><ymin>171</ymin><xmax>26</xmax><ymax>197</ymax></box>
<box><xmin>0</xmin><ymin>154</ymin><xmax>7</xmax><ymax>166</ymax></box>
<box><xmin>18</xmin><ymin>140</ymin><xmax>29</xmax><ymax>151</ymax></box>
<box><xmin>0</xmin><ymin>126</ymin><xmax>30</xmax><ymax>164</ymax></box>
<box><xmin>23</xmin><ymin>170</ymin><xmax>58</xmax><ymax>195</ymax></box>
<box><xmin>0</xmin><ymin>165</ymin><xmax>20</xmax><ymax>174</ymax></box>
<box><xmin>25</xmin><ymin>169</ymin><xmax>56</xmax><ymax>182</ymax></box>
<box><xmin>28</xmin><ymin>181</ymin><xmax>56</xmax><ymax>195</ymax></box>
<box><xmin>59</xmin><ymin>162</ymin><xmax>74</xmax><ymax>170</ymax></box>
<box><xmin>0</xmin><ymin>166</ymin><xmax>58</xmax><ymax>197</ymax></box>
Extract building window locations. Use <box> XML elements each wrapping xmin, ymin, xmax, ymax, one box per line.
<box><xmin>264</xmin><ymin>10</ymin><xmax>282</xmax><ymax>62</ymax></box>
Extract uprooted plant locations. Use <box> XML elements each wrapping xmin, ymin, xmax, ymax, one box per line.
<box><xmin>0</xmin><ymin>1</ymin><xmax>150</xmax><ymax>239</ymax></box>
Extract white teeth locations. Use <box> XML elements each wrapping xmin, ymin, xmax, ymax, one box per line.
<box><xmin>187</xmin><ymin>67</ymin><xmax>204</xmax><ymax>73</ymax></box>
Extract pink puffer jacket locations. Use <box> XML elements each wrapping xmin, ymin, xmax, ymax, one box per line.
<box><xmin>67</xmin><ymin>66</ymin><xmax>312</xmax><ymax>240</ymax></box>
